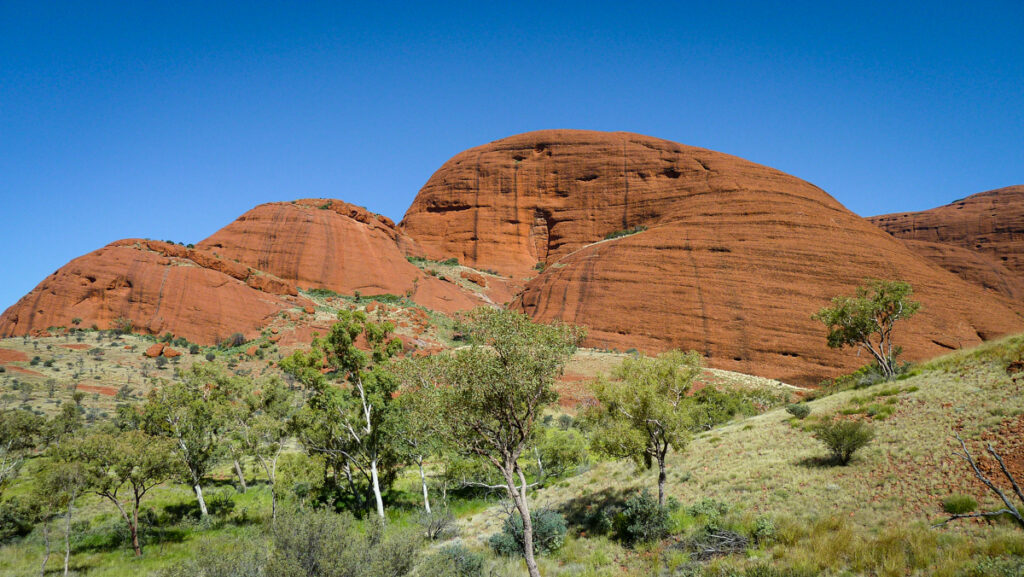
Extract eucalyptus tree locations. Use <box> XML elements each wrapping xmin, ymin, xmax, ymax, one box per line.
<box><xmin>413</xmin><ymin>308</ymin><xmax>583</xmax><ymax>577</ymax></box>
<box><xmin>813</xmin><ymin>279</ymin><xmax>921</xmax><ymax>379</ymax></box>
<box><xmin>0</xmin><ymin>408</ymin><xmax>43</xmax><ymax>499</ymax></box>
<box><xmin>220</xmin><ymin>374</ymin><xmax>297</xmax><ymax>520</ymax></box>
<box><xmin>281</xmin><ymin>309</ymin><xmax>403</xmax><ymax>520</ymax></box>
<box><xmin>142</xmin><ymin>363</ymin><xmax>225</xmax><ymax>517</ymax></box>
<box><xmin>583</xmin><ymin>350</ymin><xmax>702</xmax><ymax>507</ymax></box>
<box><xmin>69</xmin><ymin>428</ymin><xmax>177</xmax><ymax>556</ymax></box>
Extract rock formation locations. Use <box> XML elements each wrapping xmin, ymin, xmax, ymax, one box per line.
<box><xmin>869</xmin><ymin>186</ymin><xmax>1024</xmax><ymax>301</ymax></box>
<box><xmin>198</xmin><ymin>199</ymin><xmax>485</xmax><ymax>313</ymax></box>
<box><xmin>402</xmin><ymin>130</ymin><xmax>1024</xmax><ymax>384</ymax></box>
<box><xmin>0</xmin><ymin>241</ymin><xmax>296</xmax><ymax>344</ymax></box>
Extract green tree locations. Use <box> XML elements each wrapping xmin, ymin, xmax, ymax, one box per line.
<box><xmin>281</xmin><ymin>309</ymin><xmax>403</xmax><ymax>519</ymax></box>
<box><xmin>583</xmin><ymin>350</ymin><xmax>702</xmax><ymax>507</ymax></box>
<box><xmin>35</xmin><ymin>459</ymin><xmax>88</xmax><ymax>576</ymax></box>
<box><xmin>410</xmin><ymin>308</ymin><xmax>583</xmax><ymax>577</ymax></box>
<box><xmin>0</xmin><ymin>408</ymin><xmax>44</xmax><ymax>499</ymax></box>
<box><xmin>142</xmin><ymin>363</ymin><xmax>224</xmax><ymax>516</ymax></box>
<box><xmin>68</xmin><ymin>428</ymin><xmax>177</xmax><ymax>556</ymax></box>
<box><xmin>388</xmin><ymin>384</ymin><xmax>443</xmax><ymax>513</ymax></box>
<box><xmin>812</xmin><ymin>279</ymin><xmax>921</xmax><ymax>380</ymax></box>
<box><xmin>219</xmin><ymin>373</ymin><xmax>297</xmax><ymax>520</ymax></box>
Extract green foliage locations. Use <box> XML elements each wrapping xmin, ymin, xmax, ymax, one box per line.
<box><xmin>616</xmin><ymin>489</ymin><xmax>670</xmax><ymax>545</ymax></box>
<box><xmin>942</xmin><ymin>494</ymin><xmax>978</xmax><ymax>515</ymax></box>
<box><xmin>583</xmin><ymin>350</ymin><xmax>701</xmax><ymax>504</ymax></box>
<box><xmin>440</xmin><ymin>257</ymin><xmax>459</xmax><ymax>266</ymax></box>
<box><xmin>604</xmin><ymin>225</ymin><xmax>647</xmax><ymax>240</ymax></box>
<box><xmin>153</xmin><ymin>533</ymin><xmax>269</xmax><ymax>577</ymax></box>
<box><xmin>0</xmin><ymin>408</ymin><xmax>44</xmax><ymax>498</ymax></box>
<box><xmin>266</xmin><ymin>508</ymin><xmax>420</xmax><ymax>577</ymax></box>
<box><xmin>812</xmin><ymin>279</ymin><xmax>920</xmax><ymax>379</ymax></box>
<box><xmin>281</xmin><ymin>309</ymin><xmax>404</xmax><ymax>517</ymax></box>
<box><xmin>0</xmin><ymin>497</ymin><xmax>36</xmax><ymax>541</ymax></box>
<box><xmin>687</xmin><ymin>497</ymin><xmax>729</xmax><ymax>530</ymax></box>
<box><xmin>786</xmin><ymin>404</ymin><xmax>811</xmax><ymax>419</ymax></box>
<box><xmin>489</xmin><ymin>508</ymin><xmax>567</xmax><ymax>557</ymax></box>
<box><xmin>812</xmin><ymin>419</ymin><xmax>875</xmax><ymax>465</ymax></box>
<box><xmin>534</xmin><ymin>425</ymin><xmax>589</xmax><ymax>479</ymax></box>
<box><xmin>305</xmin><ymin>287</ymin><xmax>343</xmax><ymax>299</ymax></box>
<box><xmin>419</xmin><ymin>542</ymin><xmax>485</xmax><ymax>577</ymax></box>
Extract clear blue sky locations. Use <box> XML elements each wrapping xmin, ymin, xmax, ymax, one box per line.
<box><xmin>2</xmin><ymin>1</ymin><xmax>1022</xmax><ymax>311</ymax></box>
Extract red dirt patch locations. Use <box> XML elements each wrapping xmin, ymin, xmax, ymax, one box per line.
<box><xmin>0</xmin><ymin>348</ymin><xmax>28</xmax><ymax>363</ymax></box>
<box><xmin>5</xmin><ymin>366</ymin><xmax>43</xmax><ymax>377</ymax></box>
<box><xmin>76</xmin><ymin>384</ymin><xmax>118</xmax><ymax>397</ymax></box>
<box><xmin>981</xmin><ymin>414</ymin><xmax>1024</xmax><ymax>488</ymax></box>
<box><xmin>61</xmin><ymin>344</ymin><xmax>91</xmax><ymax>350</ymax></box>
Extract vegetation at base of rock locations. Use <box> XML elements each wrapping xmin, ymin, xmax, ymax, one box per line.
<box><xmin>813</xmin><ymin>279</ymin><xmax>921</xmax><ymax>380</ymax></box>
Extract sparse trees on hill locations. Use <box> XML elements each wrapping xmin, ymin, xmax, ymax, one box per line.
<box><xmin>813</xmin><ymin>279</ymin><xmax>920</xmax><ymax>380</ymax></box>
<box><xmin>582</xmin><ymin>350</ymin><xmax>702</xmax><ymax>507</ymax></box>
<box><xmin>408</xmin><ymin>308</ymin><xmax>583</xmax><ymax>577</ymax></box>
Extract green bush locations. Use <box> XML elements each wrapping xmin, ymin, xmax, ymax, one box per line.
<box><xmin>205</xmin><ymin>352</ymin><xmax>216</xmax><ymax>361</ymax></box>
<box><xmin>616</xmin><ymin>489</ymin><xmax>671</xmax><ymax>545</ymax></box>
<box><xmin>785</xmin><ymin>404</ymin><xmax>811</xmax><ymax>419</ymax></box>
<box><xmin>267</xmin><ymin>509</ymin><xmax>420</xmax><ymax>577</ymax></box>
<box><xmin>419</xmin><ymin>542</ymin><xmax>485</xmax><ymax>577</ymax></box>
<box><xmin>813</xmin><ymin>419</ymin><xmax>874</xmax><ymax>465</ymax></box>
<box><xmin>189</xmin><ymin>344</ymin><xmax>201</xmax><ymax>355</ymax></box>
<box><xmin>687</xmin><ymin>497</ymin><xmax>729</xmax><ymax>530</ymax></box>
<box><xmin>488</xmin><ymin>508</ymin><xmax>566</xmax><ymax>557</ymax></box>
<box><xmin>941</xmin><ymin>494</ymin><xmax>978</xmax><ymax>515</ymax></box>
<box><xmin>604</xmin><ymin>225</ymin><xmax>647</xmax><ymax>240</ymax></box>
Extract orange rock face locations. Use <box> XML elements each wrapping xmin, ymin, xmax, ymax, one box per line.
<box><xmin>198</xmin><ymin>199</ymin><xmax>485</xmax><ymax>314</ymax></box>
<box><xmin>869</xmin><ymin>186</ymin><xmax>1024</xmax><ymax>300</ymax></box>
<box><xmin>401</xmin><ymin>130</ymin><xmax>1024</xmax><ymax>384</ymax></box>
<box><xmin>0</xmin><ymin>242</ymin><xmax>294</xmax><ymax>345</ymax></box>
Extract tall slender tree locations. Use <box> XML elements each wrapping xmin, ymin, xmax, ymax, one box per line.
<box><xmin>281</xmin><ymin>309</ymin><xmax>403</xmax><ymax>520</ymax></box>
<box><xmin>582</xmin><ymin>350</ymin><xmax>702</xmax><ymax>507</ymax></box>
<box><xmin>411</xmin><ymin>308</ymin><xmax>583</xmax><ymax>577</ymax></box>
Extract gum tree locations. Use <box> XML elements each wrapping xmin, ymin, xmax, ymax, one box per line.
<box><xmin>281</xmin><ymin>309</ymin><xmax>403</xmax><ymax>520</ymax></box>
<box><xmin>582</xmin><ymin>350</ymin><xmax>702</xmax><ymax>507</ymax></box>
<box><xmin>813</xmin><ymin>279</ymin><xmax>921</xmax><ymax>380</ymax></box>
<box><xmin>412</xmin><ymin>308</ymin><xmax>583</xmax><ymax>577</ymax></box>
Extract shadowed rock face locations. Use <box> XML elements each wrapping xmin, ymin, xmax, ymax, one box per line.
<box><xmin>869</xmin><ymin>186</ymin><xmax>1024</xmax><ymax>300</ymax></box>
<box><xmin>0</xmin><ymin>241</ymin><xmax>295</xmax><ymax>344</ymax></box>
<box><xmin>402</xmin><ymin>130</ymin><xmax>1024</xmax><ymax>384</ymax></box>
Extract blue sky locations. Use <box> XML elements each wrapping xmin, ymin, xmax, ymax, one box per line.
<box><xmin>1</xmin><ymin>1</ymin><xmax>1022</xmax><ymax>311</ymax></box>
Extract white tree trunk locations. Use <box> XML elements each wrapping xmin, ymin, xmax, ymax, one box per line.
<box><xmin>418</xmin><ymin>457</ymin><xmax>431</xmax><ymax>513</ymax></box>
<box><xmin>370</xmin><ymin>459</ymin><xmax>385</xmax><ymax>519</ymax></box>
<box><xmin>194</xmin><ymin>484</ymin><xmax>209</xmax><ymax>517</ymax></box>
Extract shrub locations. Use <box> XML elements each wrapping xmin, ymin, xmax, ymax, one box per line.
<box><xmin>441</xmin><ymin>257</ymin><xmax>459</xmax><ymax>266</ymax></box>
<box><xmin>616</xmin><ymin>489</ymin><xmax>671</xmax><ymax>545</ymax></box>
<box><xmin>687</xmin><ymin>497</ymin><xmax>729</xmax><ymax>530</ymax></box>
<box><xmin>419</xmin><ymin>542</ymin><xmax>485</xmax><ymax>577</ymax></box>
<box><xmin>267</xmin><ymin>508</ymin><xmax>420</xmax><ymax>577</ymax></box>
<box><xmin>206</xmin><ymin>488</ymin><xmax>236</xmax><ymax>518</ymax></box>
<box><xmin>751</xmin><ymin>515</ymin><xmax>777</xmax><ymax>545</ymax></box>
<box><xmin>489</xmin><ymin>508</ymin><xmax>566</xmax><ymax>557</ymax></box>
<box><xmin>205</xmin><ymin>352</ymin><xmax>216</xmax><ymax>361</ymax></box>
<box><xmin>221</xmin><ymin>333</ymin><xmax>246</xmax><ymax>349</ymax></box>
<box><xmin>786</xmin><ymin>404</ymin><xmax>811</xmax><ymax>419</ymax></box>
<box><xmin>417</xmin><ymin>509</ymin><xmax>458</xmax><ymax>541</ymax></box>
<box><xmin>813</xmin><ymin>419</ymin><xmax>874</xmax><ymax>465</ymax></box>
<box><xmin>941</xmin><ymin>494</ymin><xmax>978</xmax><ymax>515</ymax></box>
<box><xmin>604</xmin><ymin>225</ymin><xmax>647</xmax><ymax>240</ymax></box>
<box><xmin>189</xmin><ymin>344</ymin><xmax>201</xmax><ymax>355</ymax></box>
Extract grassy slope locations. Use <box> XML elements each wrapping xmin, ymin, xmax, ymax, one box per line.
<box><xmin>2</xmin><ymin>335</ymin><xmax>1023</xmax><ymax>576</ymax></box>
